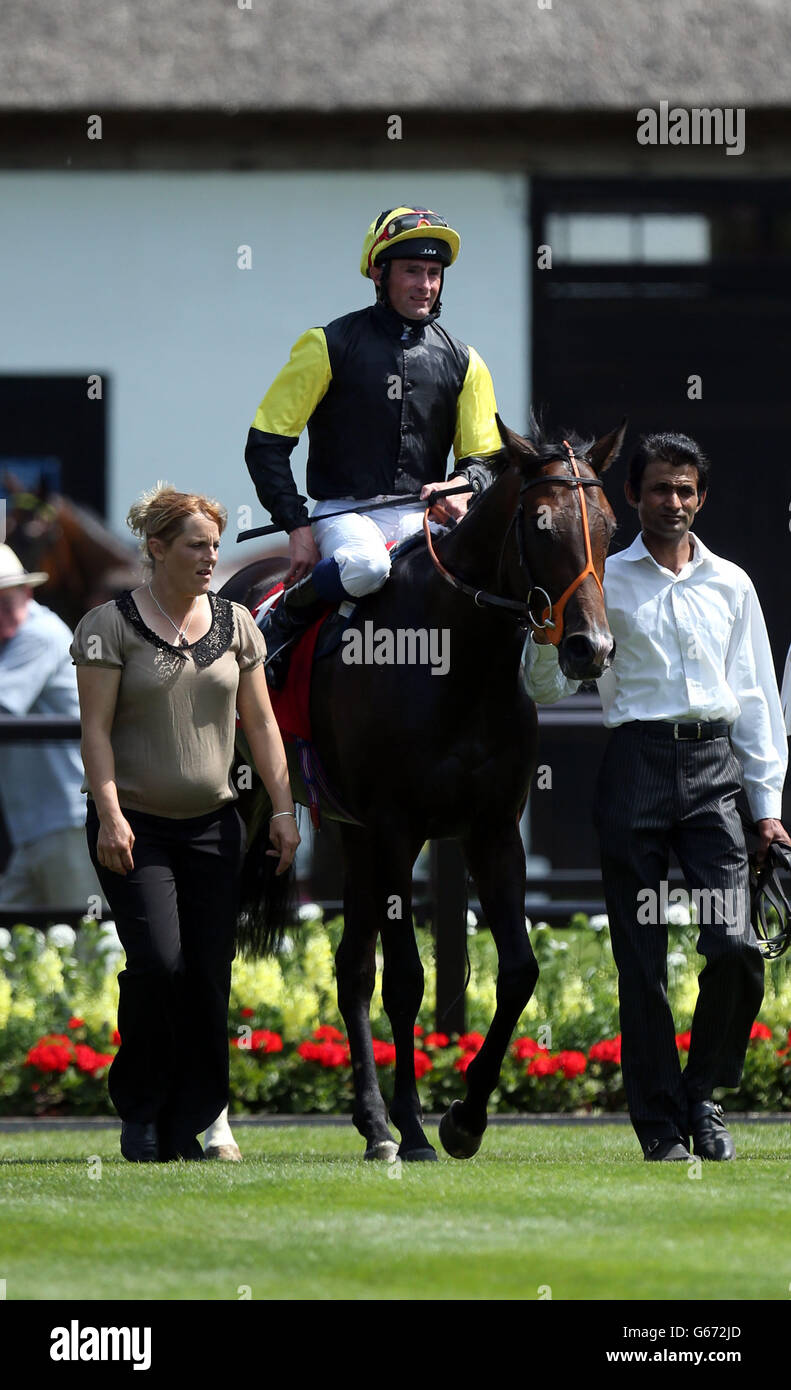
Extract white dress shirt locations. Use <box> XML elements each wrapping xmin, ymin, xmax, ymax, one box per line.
<box><xmin>782</xmin><ymin>644</ymin><xmax>791</xmax><ymax>737</ymax></box>
<box><xmin>521</xmin><ymin>532</ymin><xmax>788</xmax><ymax>822</ymax></box>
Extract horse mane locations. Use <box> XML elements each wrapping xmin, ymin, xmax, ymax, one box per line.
<box><xmin>524</xmin><ymin>409</ymin><xmax>595</xmax><ymax>465</ymax></box>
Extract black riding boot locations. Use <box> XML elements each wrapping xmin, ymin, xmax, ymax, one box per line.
<box><xmin>262</xmin><ymin>574</ymin><xmax>329</xmax><ymax>690</ymax></box>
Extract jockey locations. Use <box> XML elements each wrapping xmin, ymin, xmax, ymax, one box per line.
<box><xmin>244</xmin><ymin>205</ymin><xmax>502</xmax><ymax>686</ymax></box>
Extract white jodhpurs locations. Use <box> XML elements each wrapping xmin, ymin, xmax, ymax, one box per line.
<box><xmin>310</xmin><ymin>497</ymin><xmax>430</xmax><ymax>599</ymax></box>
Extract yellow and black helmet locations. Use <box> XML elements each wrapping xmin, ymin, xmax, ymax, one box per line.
<box><xmin>360</xmin><ymin>206</ymin><xmax>460</xmax><ymax>278</ymax></box>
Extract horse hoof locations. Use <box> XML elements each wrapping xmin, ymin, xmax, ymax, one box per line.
<box><xmin>439</xmin><ymin>1102</ymin><xmax>484</xmax><ymax>1160</ymax></box>
<box><xmin>364</xmin><ymin>1140</ymin><xmax>400</xmax><ymax>1163</ymax></box>
<box><xmin>204</xmin><ymin>1143</ymin><xmax>242</xmax><ymax>1162</ymax></box>
<box><xmin>400</xmin><ymin>1146</ymin><xmax>438</xmax><ymax>1162</ymax></box>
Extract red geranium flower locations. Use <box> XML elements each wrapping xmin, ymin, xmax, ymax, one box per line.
<box><xmin>750</xmin><ymin>1022</ymin><xmax>772</xmax><ymax>1041</ymax></box>
<box><xmin>73</xmin><ymin>1044</ymin><xmax>113</xmax><ymax>1074</ymax></box>
<box><xmin>414</xmin><ymin>1025</ymin><xmax>424</xmax><ymax>1036</ymax></box>
<box><xmin>556</xmin><ymin>1050</ymin><xmax>587</xmax><ymax>1079</ymax></box>
<box><xmin>313</xmin><ymin>1025</ymin><xmax>345</xmax><ymax>1042</ymax></box>
<box><xmin>454</xmin><ymin>1052</ymin><xmax>475</xmax><ymax>1074</ymax></box>
<box><xmin>371</xmin><ymin>1039</ymin><xmax>397</xmax><ymax>1067</ymax></box>
<box><xmin>25</xmin><ymin>1038</ymin><xmax>74</xmax><ymax>1074</ymax></box>
<box><xmin>413</xmin><ymin>1049</ymin><xmax>433</xmax><ymax>1079</ymax></box>
<box><xmin>424</xmin><ymin>1032</ymin><xmax>450</xmax><ymax>1049</ymax></box>
<box><xmin>588</xmin><ymin>1035</ymin><xmax>622</xmax><ymax>1065</ymax></box>
<box><xmin>527</xmin><ymin>1053</ymin><xmax>562</xmax><ymax>1077</ymax></box>
<box><xmin>239</xmin><ymin>1007</ymin><xmax>255</xmax><ymax>1019</ymax></box>
<box><xmin>675</xmin><ymin>1031</ymin><xmax>692</xmax><ymax>1052</ymax></box>
<box><xmin>458</xmin><ymin>1032</ymin><xmax>485</xmax><ymax>1053</ymax></box>
<box><xmin>297</xmin><ymin>1040</ymin><xmax>349</xmax><ymax>1068</ymax></box>
<box><xmin>512</xmin><ymin>1036</ymin><xmax>542</xmax><ymax>1060</ymax></box>
<box><xmin>250</xmin><ymin>1029</ymin><xmax>283</xmax><ymax>1054</ymax></box>
<box><xmin>111</xmin><ymin>1029</ymin><xmax>121</xmax><ymax>1047</ymax></box>
<box><xmin>68</xmin><ymin>1017</ymin><xmax>85</xmax><ymax>1029</ymax></box>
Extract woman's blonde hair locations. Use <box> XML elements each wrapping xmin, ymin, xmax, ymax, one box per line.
<box><xmin>126</xmin><ymin>483</ymin><xmax>227</xmax><ymax>564</ymax></box>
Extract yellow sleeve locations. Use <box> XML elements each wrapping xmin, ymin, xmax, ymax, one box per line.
<box><xmin>251</xmin><ymin>328</ymin><xmax>332</xmax><ymax>437</ymax></box>
<box><xmin>453</xmin><ymin>346</ymin><xmax>501</xmax><ymax>461</ymax></box>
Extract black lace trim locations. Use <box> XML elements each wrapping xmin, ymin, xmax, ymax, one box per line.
<box><xmin>115</xmin><ymin>591</ymin><xmax>235</xmax><ymax>670</ymax></box>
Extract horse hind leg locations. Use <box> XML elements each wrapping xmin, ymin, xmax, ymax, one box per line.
<box><xmin>380</xmin><ymin>885</ymin><xmax>437</xmax><ymax>1162</ymax></box>
<box><xmin>337</xmin><ymin>828</ymin><xmax>399</xmax><ymax>1161</ymax></box>
<box><xmin>203</xmin><ymin>1105</ymin><xmax>242</xmax><ymax>1162</ymax></box>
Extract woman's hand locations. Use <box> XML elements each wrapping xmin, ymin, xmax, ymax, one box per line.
<box><xmin>96</xmin><ymin>812</ymin><xmax>135</xmax><ymax>876</ymax></box>
<box><xmin>266</xmin><ymin>812</ymin><xmax>300</xmax><ymax>876</ymax></box>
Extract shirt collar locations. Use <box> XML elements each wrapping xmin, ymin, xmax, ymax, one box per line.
<box><xmin>617</xmin><ymin>530</ymin><xmax>710</xmax><ymax>574</ymax></box>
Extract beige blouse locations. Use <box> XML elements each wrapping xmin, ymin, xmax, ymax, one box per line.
<box><xmin>70</xmin><ymin>592</ymin><xmax>267</xmax><ymax>819</ymax></box>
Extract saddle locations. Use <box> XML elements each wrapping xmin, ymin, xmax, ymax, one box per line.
<box><xmin>250</xmin><ymin>537</ymin><xmax>420</xmax><ymax>828</ymax></box>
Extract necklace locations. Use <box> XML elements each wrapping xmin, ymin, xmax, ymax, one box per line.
<box><xmin>147</xmin><ymin>584</ymin><xmax>198</xmax><ymax>647</ymax></box>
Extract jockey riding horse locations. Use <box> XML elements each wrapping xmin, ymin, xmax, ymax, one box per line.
<box><xmin>244</xmin><ymin>205</ymin><xmax>503</xmax><ymax>682</ymax></box>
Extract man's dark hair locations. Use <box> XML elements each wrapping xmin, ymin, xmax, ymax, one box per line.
<box><xmin>628</xmin><ymin>432</ymin><xmax>710</xmax><ymax>498</ymax></box>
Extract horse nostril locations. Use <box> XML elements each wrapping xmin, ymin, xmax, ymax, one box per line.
<box><xmin>564</xmin><ymin>634</ymin><xmax>596</xmax><ymax>664</ymax></box>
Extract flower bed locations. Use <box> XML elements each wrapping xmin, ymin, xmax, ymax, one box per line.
<box><xmin>2</xmin><ymin>913</ymin><xmax>790</xmax><ymax>1115</ymax></box>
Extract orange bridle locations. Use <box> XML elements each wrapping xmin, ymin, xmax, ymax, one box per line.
<box><xmin>531</xmin><ymin>441</ymin><xmax>604</xmax><ymax>646</ymax></box>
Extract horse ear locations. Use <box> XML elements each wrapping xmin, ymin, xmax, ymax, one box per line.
<box><xmin>495</xmin><ymin>414</ymin><xmax>539</xmax><ymax>459</ymax></box>
<box><xmin>587</xmin><ymin>419</ymin><xmax>627</xmax><ymax>476</ymax></box>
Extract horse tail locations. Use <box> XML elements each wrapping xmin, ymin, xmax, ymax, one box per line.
<box><xmin>234</xmin><ymin>752</ymin><xmax>297</xmax><ymax>959</ymax></box>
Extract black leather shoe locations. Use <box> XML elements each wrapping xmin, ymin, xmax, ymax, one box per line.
<box><xmin>643</xmin><ymin>1137</ymin><xmax>693</xmax><ymax>1162</ymax></box>
<box><xmin>261</xmin><ymin>576</ymin><xmax>329</xmax><ymax>690</ymax></box>
<box><xmin>120</xmin><ymin>1121</ymin><xmax>159</xmax><ymax>1162</ymax></box>
<box><xmin>689</xmin><ymin>1101</ymin><xmax>735</xmax><ymax>1160</ymax></box>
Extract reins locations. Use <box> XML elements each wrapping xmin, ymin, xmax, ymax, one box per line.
<box><xmin>423</xmin><ymin>441</ymin><xmax>605</xmax><ymax>642</ymax></box>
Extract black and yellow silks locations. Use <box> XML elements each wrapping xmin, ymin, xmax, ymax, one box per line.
<box><xmin>245</xmin><ymin>300</ymin><xmax>501</xmax><ymax>535</ymax></box>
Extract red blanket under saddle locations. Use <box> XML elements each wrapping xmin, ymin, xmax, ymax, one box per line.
<box><xmin>252</xmin><ymin>584</ymin><xmax>331</xmax><ymax>742</ymax></box>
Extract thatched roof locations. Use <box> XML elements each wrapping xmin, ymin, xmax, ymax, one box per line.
<box><xmin>2</xmin><ymin>0</ymin><xmax>790</xmax><ymax>111</ymax></box>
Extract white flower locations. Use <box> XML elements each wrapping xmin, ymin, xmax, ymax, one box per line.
<box><xmin>548</xmin><ymin>937</ymin><xmax>569</xmax><ymax>951</ymax></box>
<box><xmin>534</xmin><ymin>921</ymin><xmax>549</xmax><ymax>932</ymax></box>
<box><xmin>297</xmin><ymin>902</ymin><xmax>323</xmax><ymax>923</ymax></box>
<box><xmin>588</xmin><ymin>914</ymin><xmax>609</xmax><ymax>932</ymax></box>
<box><xmin>524</xmin><ymin>917</ymin><xmax>532</xmax><ymax>932</ymax></box>
<box><xmin>466</xmin><ymin>909</ymin><xmax>478</xmax><ymax>929</ymax></box>
<box><xmin>666</xmin><ymin>903</ymin><xmax>691</xmax><ymax>927</ymax></box>
<box><xmin>96</xmin><ymin>921</ymin><xmax>123</xmax><ymax>956</ymax></box>
<box><xmin>47</xmin><ymin>924</ymin><xmax>76</xmax><ymax>950</ymax></box>
<box><xmin>667</xmin><ymin>950</ymin><xmax>687</xmax><ymax>968</ymax></box>
<box><xmin>0</xmin><ymin>928</ymin><xmax>11</xmax><ymax>950</ymax></box>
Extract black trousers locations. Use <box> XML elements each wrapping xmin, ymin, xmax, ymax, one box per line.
<box><xmin>593</xmin><ymin>725</ymin><xmax>764</xmax><ymax>1150</ymax></box>
<box><xmin>86</xmin><ymin>800</ymin><xmax>246</xmax><ymax>1152</ymax></box>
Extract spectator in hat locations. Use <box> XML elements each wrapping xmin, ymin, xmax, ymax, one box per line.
<box><xmin>0</xmin><ymin>544</ymin><xmax>102</xmax><ymax>911</ymax></box>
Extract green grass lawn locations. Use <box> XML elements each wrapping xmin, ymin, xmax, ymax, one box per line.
<box><xmin>1</xmin><ymin>1123</ymin><xmax>789</xmax><ymax>1301</ymax></box>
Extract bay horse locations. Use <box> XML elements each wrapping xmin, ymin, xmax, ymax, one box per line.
<box><xmin>220</xmin><ymin>415</ymin><xmax>624</xmax><ymax>1161</ymax></box>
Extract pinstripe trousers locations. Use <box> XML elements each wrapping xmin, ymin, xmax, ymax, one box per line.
<box><xmin>593</xmin><ymin>724</ymin><xmax>764</xmax><ymax>1150</ymax></box>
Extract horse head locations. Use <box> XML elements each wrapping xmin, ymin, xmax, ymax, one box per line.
<box><xmin>495</xmin><ymin>414</ymin><xmax>625</xmax><ymax>681</ymax></box>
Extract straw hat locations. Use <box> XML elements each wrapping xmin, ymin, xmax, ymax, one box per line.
<box><xmin>0</xmin><ymin>544</ymin><xmax>49</xmax><ymax>591</ymax></box>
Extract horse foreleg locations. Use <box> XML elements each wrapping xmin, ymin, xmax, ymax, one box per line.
<box><xmin>440</xmin><ymin>822</ymin><xmax>538</xmax><ymax>1158</ymax></box>
<box><xmin>336</xmin><ymin>827</ymin><xmax>398</xmax><ymax>1161</ymax></box>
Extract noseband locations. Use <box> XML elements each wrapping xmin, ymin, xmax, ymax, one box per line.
<box><xmin>422</xmin><ymin>441</ymin><xmax>605</xmax><ymax>644</ymax></box>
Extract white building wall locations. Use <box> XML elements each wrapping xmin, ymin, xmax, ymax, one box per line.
<box><xmin>1</xmin><ymin>171</ymin><xmax>529</xmax><ymax>539</ymax></box>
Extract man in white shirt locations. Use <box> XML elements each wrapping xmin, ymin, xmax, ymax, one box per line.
<box><xmin>781</xmin><ymin>646</ymin><xmax>791</xmax><ymax>736</ymax></box>
<box><xmin>522</xmin><ymin>432</ymin><xmax>789</xmax><ymax>1162</ymax></box>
